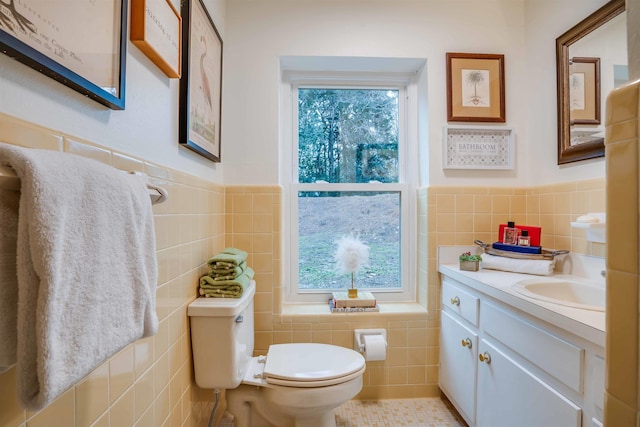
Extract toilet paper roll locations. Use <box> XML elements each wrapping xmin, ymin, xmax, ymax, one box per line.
<box><xmin>363</xmin><ymin>335</ymin><xmax>387</xmax><ymax>361</ymax></box>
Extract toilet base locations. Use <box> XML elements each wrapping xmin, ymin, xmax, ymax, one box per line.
<box><xmin>227</xmin><ymin>363</ymin><xmax>362</xmax><ymax>427</ymax></box>
<box><xmin>226</xmin><ymin>382</ymin><xmax>353</xmax><ymax>427</ymax></box>
<box><xmin>227</xmin><ymin>384</ymin><xmax>293</xmax><ymax>427</ymax></box>
<box><xmin>227</xmin><ymin>396</ymin><xmax>337</xmax><ymax>427</ymax></box>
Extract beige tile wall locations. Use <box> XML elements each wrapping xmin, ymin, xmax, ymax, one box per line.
<box><xmin>425</xmin><ymin>182</ymin><xmax>606</xmax><ymax>376</ymax></box>
<box><xmin>228</xmin><ymin>180</ymin><xmax>607</xmax><ymax>401</ymax></box>
<box><xmin>0</xmin><ymin>113</ymin><xmax>223</xmax><ymax>427</ymax></box>
<box><xmin>0</xmin><ymin>111</ymin><xmax>609</xmax><ymax>426</ymax></box>
<box><xmin>427</xmin><ymin>181</ymin><xmax>606</xmax><ymax>261</ymax></box>
<box><xmin>225</xmin><ymin>186</ymin><xmax>439</xmax><ymax>400</ymax></box>
<box><xmin>603</xmin><ymin>78</ymin><xmax>640</xmax><ymax>426</ymax></box>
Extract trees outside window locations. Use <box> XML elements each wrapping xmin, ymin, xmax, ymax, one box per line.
<box><xmin>293</xmin><ymin>87</ymin><xmax>407</xmax><ymax>294</ymax></box>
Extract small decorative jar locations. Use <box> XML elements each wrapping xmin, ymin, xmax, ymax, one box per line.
<box><xmin>459</xmin><ymin>252</ymin><xmax>482</xmax><ymax>272</ymax></box>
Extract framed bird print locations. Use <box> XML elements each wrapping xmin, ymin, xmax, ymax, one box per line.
<box><xmin>179</xmin><ymin>0</ymin><xmax>222</xmax><ymax>162</ymax></box>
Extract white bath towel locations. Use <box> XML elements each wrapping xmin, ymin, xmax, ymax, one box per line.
<box><xmin>0</xmin><ymin>143</ymin><xmax>158</xmax><ymax>410</ymax></box>
<box><xmin>480</xmin><ymin>253</ymin><xmax>555</xmax><ymax>276</ymax></box>
<box><xmin>0</xmin><ymin>188</ymin><xmax>19</xmax><ymax>373</ymax></box>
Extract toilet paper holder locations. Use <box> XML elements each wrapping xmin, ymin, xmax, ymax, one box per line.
<box><xmin>354</xmin><ymin>329</ymin><xmax>387</xmax><ymax>353</ymax></box>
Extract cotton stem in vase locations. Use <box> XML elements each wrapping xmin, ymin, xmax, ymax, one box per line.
<box><xmin>335</xmin><ymin>235</ymin><xmax>369</xmax><ymax>298</ymax></box>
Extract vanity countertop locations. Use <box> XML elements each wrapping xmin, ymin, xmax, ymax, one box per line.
<box><xmin>439</xmin><ymin>264</ymin><xmax>605</xmax><ymax>348</ymax></box>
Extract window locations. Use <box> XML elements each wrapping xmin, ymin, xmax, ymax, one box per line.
<box><xmin>282</xmin><ymin>69</ymin><xmax>418</xmax><ymax>303</ymax></box>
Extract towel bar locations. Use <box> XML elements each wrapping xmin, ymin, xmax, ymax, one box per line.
<box><xmin>0</xmin><ymin>165</ymin><xmax>168</xmax><ymax>204</ymax></box>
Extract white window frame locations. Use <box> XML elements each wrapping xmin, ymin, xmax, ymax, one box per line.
<box><xmin>281</xmin><ymin>70</ymin><xmax>419</xmax><ymax>304</ymax></box>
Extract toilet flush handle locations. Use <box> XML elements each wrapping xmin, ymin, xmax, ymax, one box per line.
<box><xmin>235</xmin><ymin>315</ymin><xmax>244</xmax><ymax>323</ymax></box>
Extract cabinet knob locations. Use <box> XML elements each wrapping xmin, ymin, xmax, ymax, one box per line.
<box><xmin>450</xmin><ymin>296</ymin><xmax>460</xmax><ymax>306</ymax></box>
<box><xmin>461</xmin><ymin>338</ymin><xmax>472</xmax><ymax>349</ymax></box>
<box><xmin>479</xmin><ymin>352</ymin><xmax>492</xmax><ymax>364</ymax></box>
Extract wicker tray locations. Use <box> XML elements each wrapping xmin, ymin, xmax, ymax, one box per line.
<box><xmin>474</xmin><ymin>240</ymin><xmax>569</xmax><ymax>261</ymax></box>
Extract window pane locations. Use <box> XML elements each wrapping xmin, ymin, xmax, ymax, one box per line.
<box><xmin>298</xmin><ymin>89</ymin><xmax>399</xmax><ymax>184</ymax></box>
<box><xmin>297</xmin><ymin>191</ymin><xmax>400</xmax><ymax>290</ymax></box>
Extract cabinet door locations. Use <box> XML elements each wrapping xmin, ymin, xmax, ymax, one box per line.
<box><xmin>476</xmin><ymin>339</ymin><xmax>581</xmax><ymax>427</ymax></box>
<box><xmin>440</xmin><ymin>310</ymin><xmax>477</xmax><ymax>425</ymax></box>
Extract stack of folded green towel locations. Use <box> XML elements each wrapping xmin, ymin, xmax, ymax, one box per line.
<box><xmin>199</xmin><ymin>247</ymin><xmax>254</xmax><ymax>298</ymax></box>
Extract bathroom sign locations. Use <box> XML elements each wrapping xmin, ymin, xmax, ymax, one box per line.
<box><xmin>443</xmin><ymin>126</ymin><xmax>514</xmax><ymax>170</ymax></box>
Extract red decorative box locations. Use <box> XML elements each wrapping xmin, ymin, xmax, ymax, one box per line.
<box><xmin>498</xmin><ymin>224</ymin><xmax>541</xmax><ymax>247</ymax></box>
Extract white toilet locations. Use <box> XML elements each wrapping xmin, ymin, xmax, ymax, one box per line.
<box><xmin>188</xmin><ymin>281</ymin><xmax>366</xmax><ymax>427</ymax></box>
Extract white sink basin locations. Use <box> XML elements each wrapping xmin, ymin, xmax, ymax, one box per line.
<box><xmin>512</xmin><ymin>278</ymin><xmax>605</xmax><ymax>312</ymax></box>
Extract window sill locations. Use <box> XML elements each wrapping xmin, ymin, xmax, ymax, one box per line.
<box><xmin>280</xmin><ymin>301</ymin><xmax>427</xmax><ymax>319</ymax></box>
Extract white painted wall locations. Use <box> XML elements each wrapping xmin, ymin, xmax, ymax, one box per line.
<box><xmin>523</xmin><ymin>0</ymin><xmax>610</xmax><ymax>185</ymax></box>
<box><xmin>629</xmin><ymin>0</ymin><xmax>640</xmax><ymax>80</ymax></box>
<box><xmin>571</xmin><ymin>12</ymin><xmax>627</xmax><ymax>118</ymax></box>
<box><xmin>0</xmin><ymin>0</ymin><xmax>622</xmax><ymax>187</ymax></box>
<box><xmin>223</xmin><ymin>0</ymin><xmax>528</xmax><ymax>186</ymax></box>
<box><xmin>222</xmin><ymin>0</ymin><xmax>618</xmax><ymax>187</ymax></box>
<box><xmin>0</xmin><ymin>0</ymin><xmax>225</xmax><ymax>182</ymax></box>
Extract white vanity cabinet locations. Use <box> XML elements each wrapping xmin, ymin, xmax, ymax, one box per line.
<box><xmin>476</xmin><ymin>339</ymin><xmax>581</xmax><ymax>427</ymax></box>
<box><xmin>439</xmin><ymin>279</ymin><xmax>480</xmax><ymax>424</ymax></box>
<box><xmin>439</xmin><ymin>274</ymin><xmax>604</xmax><ymax>427</ymax></box>
<box><xmin>440</xmin><ymin>310</ymin><xmax>477</xmax><ymax>423</ymax></box>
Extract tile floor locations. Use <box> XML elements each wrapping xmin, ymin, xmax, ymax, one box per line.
<box><xmin>334</xmin><ymin>397</ymin><xmax>466</xmax><ymax>427</ymax></box>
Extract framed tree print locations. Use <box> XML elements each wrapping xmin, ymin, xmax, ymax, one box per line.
<box><xmin>446</xmin><ymin>53</ymin><xmax>506</xmax><ymax>123</ymax></box>
<box><xmin>569</xmin><ymin>57</ymin><xmax>600</xmax><ymax>125</ymax></box>
<box><xmin>179</xmin><ymin>0</ymin><xmax>222</xmax><ymax>162</ymax></box>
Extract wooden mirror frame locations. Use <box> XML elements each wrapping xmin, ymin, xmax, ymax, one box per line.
<box><xmin>556</xmin><ymin>0</ymin><xmax>625</xmax><ymax>164</ymax></box>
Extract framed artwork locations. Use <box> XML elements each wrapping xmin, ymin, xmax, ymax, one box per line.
<box><xmin>179</xmin><ymin>0</ymin><xmax>222</xmax><ymax>162</ymax></box>
<box><xmin>131</xmin><ymin>0</ymin><xmax>182</xmax><ymax>78</ymax></box>
<box><xmin>356</xmin><ymin>144</ymin><xmax>399</xmax><ymax>183</ymax></box>
<box><xmin>443</xmin><ymin>126</ymin><xmax>514</xmax><ymax>170</ymax></box>
<box><xmin>0</xmin><ymin>0</ymin><xmax>127</xmax><ymax>110</ymax></box>
<box><xmin>569</xmin><ymin>57</ymin><xmax>600</xmax><ymax>125</ymax></box>
<box><xmin>446</xmin><ymin>53</ymin><xmax>506</xmax><ymax>123</ymax></box>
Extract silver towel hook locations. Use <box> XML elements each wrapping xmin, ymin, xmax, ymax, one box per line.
<box><xmin>127</xmin><ymin>171</ymin><xmax>168</xmax><ymax>205</ymax></box>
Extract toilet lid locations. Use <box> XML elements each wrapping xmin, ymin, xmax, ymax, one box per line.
<box><xmin>264</xmin><ymin>343</ymin><xmax>365</xmax><ymax>384</ymax></box>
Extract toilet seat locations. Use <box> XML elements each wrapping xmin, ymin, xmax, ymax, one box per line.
<box><xmin>265</xmin><ymin>365</ymin><xmax>366</xmax><ymax>387</ymax></box>
<box><xmin>243</xmin><ymin>343</ymin><xmax>366</xmax><ymax>388</ymax></box>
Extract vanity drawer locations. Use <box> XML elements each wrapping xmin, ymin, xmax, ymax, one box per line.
<box><xmin>481</xmin><ymin>301</ymin><xmax>584</xmax><ymax>393</ymax></box>
<box><xmin>442</xmin><ymin>278</ymin><xmax>479</xmax><ymax>326</ymax></box>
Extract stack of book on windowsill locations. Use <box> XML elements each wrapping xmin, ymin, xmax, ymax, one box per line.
<box><xmin>329</xmin><ymin>291</ymin><xmax>380</xmax><ymax>313</ymax></box>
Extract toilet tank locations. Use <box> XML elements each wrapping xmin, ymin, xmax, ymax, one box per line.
<box><xmin>187</xmin><ymin>281</ymin><xmax>255</xmax><ymax>389</ymax></box>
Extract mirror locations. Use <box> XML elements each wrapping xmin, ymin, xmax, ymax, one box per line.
<box><xmin>556</xmin><ymin>0</ymin><xmax>627</xmax><ymax>164</ymax></box>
